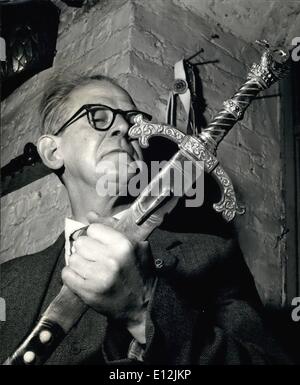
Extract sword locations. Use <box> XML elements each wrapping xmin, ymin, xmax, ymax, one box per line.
<box><xmin>4</xmin><ymin>41</ymin><xmax>290</xmax><ymax>365</ymax></box>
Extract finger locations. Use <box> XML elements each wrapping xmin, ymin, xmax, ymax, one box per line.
<box><xmin>62</xmin><ymin>266</ymin><xmax>86</xmax><ymax>295</ymax></box>
<box><xmin>73</xmin><ymin>236</ymin><xmax>109</xmax><ymax>261</ymax></box>
<box><xmin>87</xmin><ymin>223</ymin><xmax>132</xmax><ymax>249</ymax></box>
<box><xmin>69</xmin><ymin>248</ymin><xmax>114</xmax><ymax>279</ymax></box>
<box><xmin>67</xmin><ymin>256</ymin><xmax>119</xmax><ymax>294</ymax></box>
<box><xmin>62</xmin><ymin>266</ymin><xmax>97</xmax><ymax>305</ymax></box>
<box><xmin>68</xmin><ymin>253</ymin><xmax>95</xmax><ymax>280</ymax></box>
<box><xmin>87</xmin><ymin>211</ymin><xmax>118</xmax><ymax>227</ymax></box>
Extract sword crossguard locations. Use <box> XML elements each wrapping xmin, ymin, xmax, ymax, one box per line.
<box><xmin>129</xmin><ymin>114</ymin><xmax>186</xmax><ymax>147</ymax></box>
<box><xmin>129</xmin><ymin>115</ymin><xmax>245</xmax><ymax>222</ymax></box>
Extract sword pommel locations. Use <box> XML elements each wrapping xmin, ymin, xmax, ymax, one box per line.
<box><xmin>248</xmin><ymin>40</ymin><xmax>291</xmax><ymax>89</ymax></box>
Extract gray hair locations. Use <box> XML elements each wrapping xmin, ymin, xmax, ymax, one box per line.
<box><xmin>39</xmin><ymin>74</ymin><xmax>120</xmax><ymax>135</ymax></box>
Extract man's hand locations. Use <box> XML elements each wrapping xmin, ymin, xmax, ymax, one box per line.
<box><xmin>61</xmin><ymin>218</ymin><xmax>153</xmax><ymax>343</ymax></box>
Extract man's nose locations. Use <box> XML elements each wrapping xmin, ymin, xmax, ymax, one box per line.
<box><xmin>109</xmin><ymin>114</ymin><xmax>129</xmax><ymax>137</ymax></box>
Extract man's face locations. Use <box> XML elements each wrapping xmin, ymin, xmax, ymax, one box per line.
<box><xmin>58</xmin><ymin>80</ymin><xmax>143</xmax><ymax>196</ymax></box>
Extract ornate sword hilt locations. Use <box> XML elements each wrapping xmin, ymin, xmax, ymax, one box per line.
<box><xmin>129</xmin><ymin>116</ymin><xmax>244</xmax><ymax>222</ymax></box>
<box><xmin>129</xmin><ymin>41</ymin><xmax>291</xmax><ymax>222</ymax></box>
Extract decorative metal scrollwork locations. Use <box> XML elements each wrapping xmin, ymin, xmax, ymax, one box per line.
<box><xmin>129</xmin><ymin>114</ymin><xmax>185</xmax><ymax>148</ymax></box>
<box><xmin>212</xmin><ymin>165</ymin><xmax>245</xmax><ymax>222</ymax></box>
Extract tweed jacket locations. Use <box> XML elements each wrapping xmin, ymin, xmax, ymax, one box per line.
<box><xmin>0</xmin><ymin>228</ymin><xmax>289</xmax><ymax>365</ymax></box>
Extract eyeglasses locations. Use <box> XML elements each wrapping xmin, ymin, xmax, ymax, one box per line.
<box><xmin>54</xmin><ymin>104</ymin><xmax>152</xmax><ymax>135</ymax></box>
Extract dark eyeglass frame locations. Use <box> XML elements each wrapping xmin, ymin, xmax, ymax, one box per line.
<box><xmin>54</xmin><ymin>103</ymin><xmax>152</xmax><ymax>135</ymax></box>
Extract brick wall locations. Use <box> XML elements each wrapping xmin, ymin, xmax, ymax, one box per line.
<box><xmin>1</xmin><ymin>0</ymin><xmax>299</xmax><ymax>307</ymax></box>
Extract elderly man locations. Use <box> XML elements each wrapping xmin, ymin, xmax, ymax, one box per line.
<box><xmin>0</xmin><ymin>74</ymin><xmax>289</xmax><ymax>365</ymax></box>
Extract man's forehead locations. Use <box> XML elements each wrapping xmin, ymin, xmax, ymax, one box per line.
<box><xmin>68</xmin><ymin>80</ymin><xmax>134</xmax><ymax>109</ymax></box>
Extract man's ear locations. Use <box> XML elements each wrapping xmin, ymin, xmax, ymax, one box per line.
<box><xmin>37</xmin><ymin>135</ymin><xmax>64</xmax><ymax>170</ymax></box>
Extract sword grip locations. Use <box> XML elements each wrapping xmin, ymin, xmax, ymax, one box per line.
<box><xmin>200</xmin><ymin>78</ymin><xmax>262</xmax><ymax>150</ymax></box>
<box><xmin>199</xmin><ymin>42</ymin><xmax>290</xmax><ymax>152</ymax></box>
